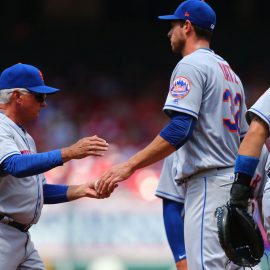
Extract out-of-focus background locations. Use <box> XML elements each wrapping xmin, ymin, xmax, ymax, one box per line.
<box><xmin>1</xmin><ymin>0</ymin><xmax>270</xmax><ymax>269</ymax></box>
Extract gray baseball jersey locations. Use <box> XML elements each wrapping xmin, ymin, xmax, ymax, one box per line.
<box><xmin>155</xmin><ymin>153</ymin><xmax>186</xmax><ymax>203</ymax></box>
<box><xmin>252</xmin><ymin>145</ymin><xmax>268</xmax><ymax>200</ymax></box>
<box><xmin>162</xmin><ymin>48</ymin><xmax>249</xmax><ymax>270</ymax></box>
<box><xmin>0</xmin><ymin>113</ymin><xmax>45</xmax><ymax>225</ymax></box>
<box><xmin>264</xmin><ymin>155</ymin><xmax>270</xmax><ymax>194</ymax></box>
<box><xmin>263</xmin><ymin>153</ymin><xmax>270</xmax><ymax>242</ymax></box>
<box><xmin>164</xmin><ymin>48</ymin><xmax>248</xmax><ymax>180</ymax></box>
<box><xmin>247</xmin><ymin>87</ymin><xmax>270</xmax><ymax>128</ymax></box>
<box><xmin>0</xmin><ymin>113</ymin><xmax>45</xmax><ymax>269</ymax></box>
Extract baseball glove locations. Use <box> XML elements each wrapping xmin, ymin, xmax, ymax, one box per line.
<box><xmin>216</xmin><ymin>203</ymin><xmax>264</xmax><ymax>267</ymax></box>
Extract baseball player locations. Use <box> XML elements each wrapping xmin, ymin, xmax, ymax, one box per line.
<box><xmin>228</xmin><ymin>87</ymin><xmax>270</xmax><ymax>244</ymax></box>
<box><xmin>0</xmin><ymin>63</ymin><xmax>113</xmax><ymax>270</ymax></box>
<box><xmin>154</xmin><ymin>147</ymin><xmax>267</xmax><ymax>270</ymax></box>
<box><xmin>95</xmin><ymin>1</ymin><xmax>250</xmax><ymax>269</ymax></box>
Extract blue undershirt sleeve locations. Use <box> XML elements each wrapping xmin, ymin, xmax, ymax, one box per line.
<box><xmin>163</xmin><ymin>198</ymin><xmax>186</xmax><ymax>263</ymax></box>
<box><xmin>43</xmin><ymin>184</ymin><xmax>68</xmax><ymax>204</ymax></box>
<box><xmin>159</xmin><ymin>112</ymin><xmax>196</xmax><ymax>149</ymax></box>
<box><xmin>1</xmin><ymin>149</ymin><xmax>63</xmax><ymax>178</ymax></box>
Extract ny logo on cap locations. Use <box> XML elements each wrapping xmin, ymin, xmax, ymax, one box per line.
<box><xmin>38</xmin><ymin>70</ymin><xmax>44</xmax><ymax>81</ymax></box>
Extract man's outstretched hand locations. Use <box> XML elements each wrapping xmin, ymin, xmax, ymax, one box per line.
<box><xmin>67</xmin><ymin>179</ymin><xmax>117</xmax><ymax>201</ymax></box>
<box><xmin>94</xmin><ymin>162</ymin><xmax>133</xmax><ymax>195</ymax></box>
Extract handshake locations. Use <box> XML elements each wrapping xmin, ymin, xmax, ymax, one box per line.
<box><xmin>89</xmin><ymin>178</ymin><xmax>118</xmax><ymax>199</ymax></box>
<box><xmin>61</xmin><ymin>135</ymin><xmax>133</xmax><ymax>200</ymax></box>
<box><xmin>90</xmin><ymin>161</ymin><xmax>133</xmax><ymax>199</ymax></box>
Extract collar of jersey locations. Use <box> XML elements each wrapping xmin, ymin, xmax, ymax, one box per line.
<box><xmin>1</xmin><ymin>113</ymin><xmax>27</xmax><ymax>136</ymax></box>
<box><xmin>197</xmin><ymin>48</ymin><xmax>213</xmax><ymax>53</ymax></box>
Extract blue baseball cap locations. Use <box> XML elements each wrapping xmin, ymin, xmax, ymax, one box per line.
<box><xmin>0</xmin><ymin>63</ymin><xmax>60</xmax><ymax>94</ymax></box>
<box><xmin>159</xmin><ymin>0</ymin><xmax>216</xmax><ymax>32</ymax></box>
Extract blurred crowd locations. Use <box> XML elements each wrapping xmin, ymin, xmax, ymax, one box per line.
<box><xmin>28</xmin><ymin>68</ymin><xmax>168</xmax><ymax>152</ymax></box>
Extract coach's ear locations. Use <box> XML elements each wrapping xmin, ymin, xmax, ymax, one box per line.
<box><xmin>10</xmin><ymin>90</ymin><xmax>23</xmax><ymax>105</ymax></box>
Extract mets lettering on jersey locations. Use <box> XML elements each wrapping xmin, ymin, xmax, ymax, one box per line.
<box><xmin>218</xmin><ymin>63</ymin><xmax>238</xmax><ymax>84</ymax></box>
<box><xmin>170</xmin><ymin>76</ymin><xmax>190</xmax><ymax>99</ymax></box>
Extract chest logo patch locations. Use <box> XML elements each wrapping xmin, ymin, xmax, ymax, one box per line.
<box><xmin>170</xmin><ymin>76</ymin><xmax>191</xmax><ymax>99</ymax></box>
<box><xmin>21</xmin><ymin>150</ymin><xmax>32</xmax><ymax>154</ymax></box>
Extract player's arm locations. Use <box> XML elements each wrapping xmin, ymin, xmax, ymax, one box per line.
<box><xmin>43</xmin><ymin>184</ymin><xmax>68</xmax><ymax>204</ymax></box>
<box><xmin>127</xmin><ymin>112</ymin><xmax>195</xmax><ymax>169</ymax></box>
<box><xmin>0</xmin><ymin>136</ymin><xmax>109</xmax><ymax>178</ymax></box>
<box><xmin>42</xmin><ymin>181</ymin><xmax>111</xmax><ymax>204</ymax></box>
<box><xmin>238</xmin><ymin>116</ymin><xmax>269</xmax><ymax>158</ymax></box>
<box><xmin>1</xmin><ymin>150</ymin><xmax>63</xmax><ymax>177</ymax></box>
<box><xmin>231</xmin><ymin>116</ymin><xmax>269</xmax><ymax>208</ymax></box>
<box><xmin>96</xmin><ymin>112</ymin><xmax>196</xmax><ymax>194</ymax></box>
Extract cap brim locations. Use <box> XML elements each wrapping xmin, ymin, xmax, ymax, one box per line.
<box><xmin>27</xmin><ymin>85</ymin><xmax>60</xmax><ymax>94</ymax></box>
<box><xmin>158</xmin><ymin>15</ymin><xmax>180</xmax><ymax>20</ymax></box>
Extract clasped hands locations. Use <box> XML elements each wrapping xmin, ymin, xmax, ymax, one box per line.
<box><xmin>92</xmin><ymin>162</ymin><xmax>133</xmax><ymax>198</ymax></box>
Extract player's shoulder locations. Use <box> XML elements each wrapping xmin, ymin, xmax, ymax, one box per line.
<box><xmin>0</xmin><ymin>113</ymin><xmax>8</xmax><ymax>124</ymax></box>
<box><xmin>257</xmin><ymin>87</ymin><xmax>270</xmax><ymax>98</ymax></box>
<box><xmin>179</xmin><ymin>48</ymin><xmax>226</xmax><ymax>73</ymax></box>
<box><xmin>0</xmin><ymin>113</ymin><xmax>13</xmax><ymax>131</ymax></box>
<box><xmin>182</xmin><ymin>48</ymin><xmax>224</xmax><ymax>63</ymax></box>
<box><xmin>248</xmin><ymin>87</ymin><xmax>270</xmax><ymax>111</ymax></box>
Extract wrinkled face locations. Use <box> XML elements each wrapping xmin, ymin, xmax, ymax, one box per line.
<box><xmin>168</xmin><ymin>21</ymin><xmax>186</xmax><ymax>54</ymax></box>
<box><xmin>15</xmin><ymin>90</ymin><xmax>47</xmax><ymax>123</ymax></box>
